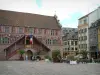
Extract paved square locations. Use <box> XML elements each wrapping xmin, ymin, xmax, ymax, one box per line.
<box><xmin>0</xmin><ymin>61</ymin><xmax>100</xmax><ymax>75</ymax></box>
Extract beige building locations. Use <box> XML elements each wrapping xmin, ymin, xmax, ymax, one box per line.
<box><xmin>78</xmin><ymin>15</ymin><xmax>89</xmax><ymax>52</ymax></box>
<box><xmin>78</xmin><ymin>6</ymin><xmax>100</xmax><ymax>59</ymax></box>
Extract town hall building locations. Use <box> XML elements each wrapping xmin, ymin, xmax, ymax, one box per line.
<box><xmin>0</xmin><ymin>9</ymin><xmax>62</xmax><ymax>60</ymax></box>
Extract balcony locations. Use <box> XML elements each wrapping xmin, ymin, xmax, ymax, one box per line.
<box><xmin>25</xmin><ymin>45</ymin><xmax>32</xmax><ymax>48</ymax></box>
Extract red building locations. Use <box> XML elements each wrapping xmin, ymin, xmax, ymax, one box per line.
<box><xmin>0</xmin><ymin>9</ymin><xmax>62</xmax><ymax>60</ymax></box>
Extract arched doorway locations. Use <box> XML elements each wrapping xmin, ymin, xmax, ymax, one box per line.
<box><xmin>26</xmin><ymin>50</ymin><xmax>33</xmax><ymax>60</ymax></box>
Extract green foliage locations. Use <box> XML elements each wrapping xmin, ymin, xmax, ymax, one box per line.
<box><xmin>75</xmin><ymin>51</ymin><xmax>79</xmax><ymax>55</ymax></box>
<box><xmin>52</xmin><ymin>50</ymin><xmax>60</xmax><ymax>58</ymax></box>
<box><xmin>79</xmin><ymin>50</ymin><xmax>87</xmax><ymax>59</ymax></box>
<box><xmin>19</xmin><ymin>50</ymin><xmax>25</xmax><ymax>55</ymax></box>
<box><xmin>18</xmin><ymin>50</ymin><xmax>25</xmax><ymax>60</ymax></box>
<box><xmin>67</xmin><ymin>55</ymin><xmax>77</xmax><ymax>61</ymax></box>
<box><xmin>52</xmin><ymin>50</ymin><xmax>61</xmax><ymax>62</ymax></box>
<box><xmin>44</xmin><ymin>55</ymin><xmax>52</xmax><ymax>61</ymax></box>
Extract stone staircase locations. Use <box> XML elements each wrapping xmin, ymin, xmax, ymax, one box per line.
<box><xmin>0</xmin><ymin>35</ymin><xmax>25</xmax><ymax>60</ymax></box>
<box><xmin>6</xmin><ymin>35</ymin><xmax>25</xmax><ymax>60</ymax></box>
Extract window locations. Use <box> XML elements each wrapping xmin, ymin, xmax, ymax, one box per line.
<box><xmin>0</xmin><ymin>37</ymin><xmax>9</xmax><ymax>44</ymax></box>
<box><xmin>69</xmin><ymin>30</ymin><xmax>71</xmax><ymax>32</ymax></box>
<box><xmin>75</xmin><ymin>41</ymin><xmax>77</xmax><ymax>45</ymax></box>
<box><xmin>68</xmin><ymin>48</ymin><xmax>69</xmax><ymax>50</ymax></box>
<box><xmin>75</xmin><ymin>48</ymin><xmax>77</xmax><ymax>50</ymax></box>
<box><xmin>49</xmin><ymin>39</ymin><xmax>52</xmax><ymax>45</ymax></box>
<box><xmin>81</xmin><ymin>44</ymin><xmax>83</xmax><ymax>49</ymax></box>
<box><xmin>71</xmin><ymin>41</ymin><xmax>74</xmax><ymax>45</ymax></box>
<box><xmin>19</xmin><ymin>27</ymin><xmax>23</xmax><ymax>33</ymax></box>
<box><xmin>84</xmin><ymin>36</ymin><xmax>87</xmax><ymax>40</ymax></box>
<box><xmin>51</xmin><ymin>30</ymin><xmax>55</xmax><ymax>36</ymax></box>
<box><xmin>84</xmin><ymin>28</ymin><xmax>87</xmax><ymax>32</ymax></box>
<box><xmin>51</xmin><ymin>30</ymin><xmax>53</xmax><ymax>35</ymax></box>
<box><xmin>84</xmin><ymin>18</ymin><xmax>87</xmax><ymax>24</ymax></box>
<box><xmin>79</xmin><ymin>20</ymin><xmax>82</xmax><ymax>24</ymax></box>
<box><xmin>29</xmin><ymin>28</ymin><xmax>33</xmax><ymax>34</ymax></box>
<box><xmin>4</xmin><ymin>37</ymin><xmax>9</xmax><ymax>43</ymax></box>
<box><xmin>47</xmin><ymin>39</ymin><xmax>49</xmax><ymax>44</ymax></box>
<box><xmin>53</xmin><ymin>39</ymin><xmax>57</xmax><ymax>45</ymax></box>
<box><xmin>71</xmin><ymin>48</ymin><xmax>74</xmax><ymax>50</ymax></box>
<box><xmin>81</xmin><ymin>29</ymin><xmax>83</xmax><ymax>33</ymax></box>
<box><xmin>81</xmin><ymin>36</ymin><xmax>83</xmax><ymax>41</ymax></box>
<box><xmin>65</xmin><ymin>42</ymin><xmax>67</xmax><ymax>45</ymax></box>
<box><xmin>66</xmin><ymin>30</ymin><xmax>68</xmax><ymax>33</ymax></box>
<box><xmin>85</xmin><ymin>44</ymin><xmax>87</xmax><ymax>49</ymax></box>
<box><xmin>79</xmin><ymin>37</ymin><xmax>80</xmax><ymax>41</ymax></box>
<box><xmin>46</xmin><ymin>39</ymin><xmax>52</xmax><ymax>45</ymax></box>
<box><xmin>68</xmin><ymin>41</ymin><xmax>69</xmax><ymax>45</ymax></box>
<box><xmin>5</xmin><ymin>26</ymin><xmax>9</xmax><ymax>33</ymax></box>
<box><xmin>26</xmin><ymin>28</ymin><xmax>33</xmax><ymax>34</ymax></box>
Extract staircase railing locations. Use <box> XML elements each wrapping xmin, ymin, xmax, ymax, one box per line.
<box><xmin>6</xmin><ymin>35</ymin><xmax>25</xmax><ymax>59</ymax></box>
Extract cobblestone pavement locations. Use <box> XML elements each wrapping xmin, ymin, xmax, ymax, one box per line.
<box><xmin>0</xmin><ymin>61</ymin><xmax>100</xmax><ymax>75</ymax></box>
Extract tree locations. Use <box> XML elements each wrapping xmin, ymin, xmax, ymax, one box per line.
<box><xmin>52</xmin><ymin>50</ymin><xmax>61</xmax><ymax>62</ymax></box>
<box><xmin>75</xmin><ymin>51</ymin><xmax>79</xmax><ymax>55</ymax></box>
<box><xmin>67</xmin><ymin>55</ymin><xmax>76</xmax><ymax>61</ymax></box>
<box><xmin>79</xmin><ymin>50</ymin><xmax>88</xmax><ymax>59</ymax></box>
<box><xmin>18</xmin><ymin>50</ymin><xmax>25</xmax><ymax>60</ymax></box>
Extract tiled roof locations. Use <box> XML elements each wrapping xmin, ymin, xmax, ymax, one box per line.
<box><xmin>0</xmin><ymin>9</ymin><xmax>61</xmax><ymax>29</ymax></box>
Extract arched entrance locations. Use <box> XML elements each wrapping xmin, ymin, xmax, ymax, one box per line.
<box><xmin>26</xmin><ymin>50</ymin><xmax>33</xmax><ymax>60</ymax></box>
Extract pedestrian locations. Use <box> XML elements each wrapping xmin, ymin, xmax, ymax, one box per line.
<box><xmin>25</xmin><ymin>55</ymin><xmax>28</xmax><ymax>61</ymax></box>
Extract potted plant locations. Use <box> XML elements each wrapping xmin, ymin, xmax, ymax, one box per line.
<box><xmin>18</xmin><ymin>50</ymin><xmax>25</xmax><ymax>60</ymax></box>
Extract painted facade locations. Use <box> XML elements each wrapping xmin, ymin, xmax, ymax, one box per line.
<box><xmin>0</xmin><ymin>9</ymin><xmax>62</xmax><ymax>60</ymax></box>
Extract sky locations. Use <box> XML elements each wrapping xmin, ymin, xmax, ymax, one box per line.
<box><xmin>0</xmin><ymin>0</ymin><xmax>100</xmax><ymax>28</ymax></box>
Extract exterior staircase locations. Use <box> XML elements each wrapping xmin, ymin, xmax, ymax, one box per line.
<box><xmin>0</xmin><ymin>35</ymin><xmax>25</xmax><ymax>60</ymax></box>
<box><xmin>6</xmin><ymin>35</ymin><xmax>25</xmax><ymax>60</ymax></box>
<box><xmin>0</xmin><ymin>34</ymin><xmax>50</xmax><ymax>60</ymax></box>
